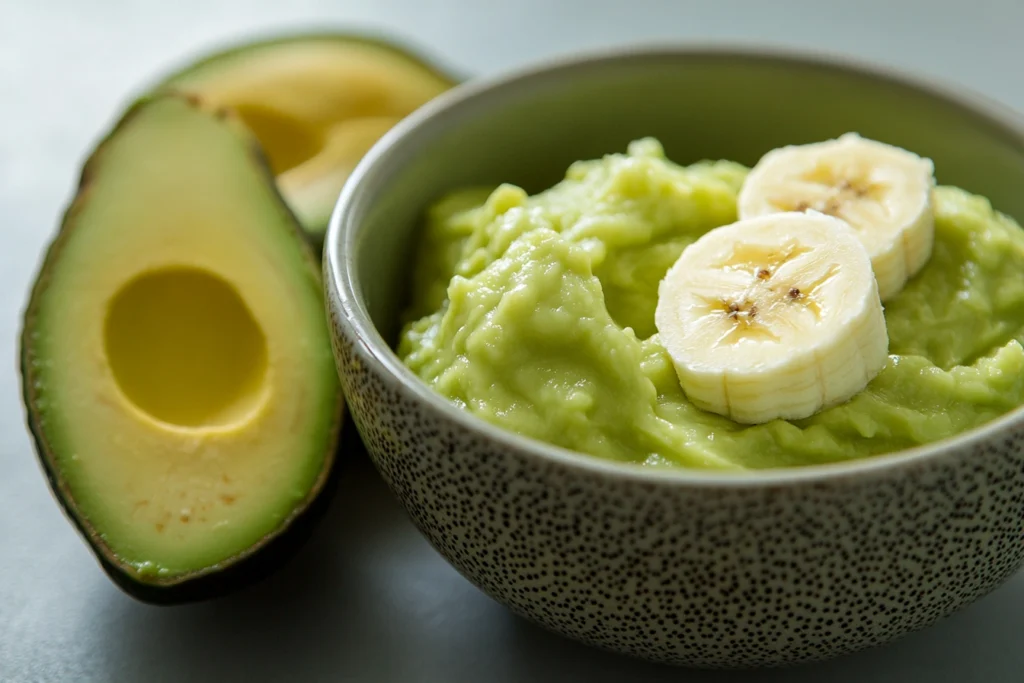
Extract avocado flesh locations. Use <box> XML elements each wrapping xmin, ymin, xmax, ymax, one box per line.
<box><xmin>160</xmin><ymin>34</ymin><xmax>459</xmax><ymax>244</ymax></box>
<box><xmin>21</xmin><ymin>94</ymin><xmax>342</xmax><ymax>593</ymax></box>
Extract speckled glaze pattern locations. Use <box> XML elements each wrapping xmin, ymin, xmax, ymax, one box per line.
<box><xmin>321</xmin><ymin>46</ymin><xmax>1024</xmax><ymax>668</ymax></box>
<box><xmin>324</xmin><ymin>272</ymin><xmax>1024</xmax><ymax>668</ymax></box>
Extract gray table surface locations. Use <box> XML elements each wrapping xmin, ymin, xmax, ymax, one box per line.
<box><xmin>4</xmin><ymin>1</ymin><xmax>1024</xmax><ymax>680</ymax></box>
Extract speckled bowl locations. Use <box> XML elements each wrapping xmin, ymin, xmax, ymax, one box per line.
<box><xmin>323</xmin><ymin>47</ymin><xmax>1024</xmax><ymax>668</ymax></box>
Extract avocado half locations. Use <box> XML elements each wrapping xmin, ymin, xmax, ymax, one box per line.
<box><xmin>153</xmin><ymin>32</ymin><xmax>461</xmax><ymax>247</ymax></box>
<box><xmin>20</xmin><ymin>93</ymin><xmax>344</xmax><ymax>604</ymax></box>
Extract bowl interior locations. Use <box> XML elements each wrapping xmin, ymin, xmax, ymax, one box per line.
<box><xmin>334</xmin><ymin>48</ymin><xmax>1024</xmax><ymax>346</ymax></box>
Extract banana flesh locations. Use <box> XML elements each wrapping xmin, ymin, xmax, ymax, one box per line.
<box><xmin>737</xmin><ymin>133</ymin><xmax>935</xmax><ymax>301</ymax></box>
<box><xmin>654</xmin><ymin>212</ymin><xmax>889</xmax><ymax>424</ymax></box>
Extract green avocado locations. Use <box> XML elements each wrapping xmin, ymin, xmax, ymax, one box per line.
<box><xmin>153</xmin><ymin>32</ymin><xmax>461</xmax><ymax>247</ymax></box>
<box><xmin>398</xmin><ymin>138</ymin><xmax>1024</xmax><ymax>470</ymax></box>
<box><xmin>20</xmin><ymin>93</ymin><xmax>343</xmax><ymax>603</ymax></box>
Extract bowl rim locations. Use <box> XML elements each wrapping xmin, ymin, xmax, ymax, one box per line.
<box><xmin>326</xmin><ymin>42</ymin><xmax>1024</xmax><ymax>486</ymax></box>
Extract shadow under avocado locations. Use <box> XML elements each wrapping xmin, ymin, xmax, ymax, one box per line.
<box><xmin>89</xmin><ymin>422</ymin><xmax>1024</xmax><ymax>683</ymax></box>
<box><xmin>89</xmin><ymin>424</ymin><xmax>412</xmax><ymax>683</ymax></box>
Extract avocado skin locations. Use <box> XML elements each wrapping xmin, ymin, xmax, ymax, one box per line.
<box><xmin>147</xmin><ymin>30</ymin><xmax>466</xmax><ymax>252</ymax></box>
<box><xmin>151</xmin><ymin>29</ymin><xmax>467</xmax><ymax>96</ymax></box>
<box><xmin>22</xmin><ymin>384</ymin><xmax>343</xmax><ymax>605</ymax></box>
<box><xmin>19</xmin><ymin>93</ymin><xmax>344</xmax><ymax>605</ymax></box>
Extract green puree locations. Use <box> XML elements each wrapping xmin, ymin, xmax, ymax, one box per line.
<box><xmin>397</xmin><ymin>139</ymin><xmax>1024</xmax><ymax>470</ymax></box>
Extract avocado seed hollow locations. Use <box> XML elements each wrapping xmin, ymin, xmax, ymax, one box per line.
<box><xmin>104</xmin><ymin>267</ymin><xmax>269</xmax><ymax>429</ymax></box>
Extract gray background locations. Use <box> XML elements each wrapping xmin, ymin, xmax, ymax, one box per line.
<box><xmin>3</xmin><ymin>0</ymin><xmax>1023</xmax><ymax>680</ymax></box>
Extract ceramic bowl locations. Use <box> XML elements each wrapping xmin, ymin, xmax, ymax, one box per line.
<box><xmin>323</xmin><ymin>47</ymin><xmax>1024</xmax><ymax>668</ymax></box>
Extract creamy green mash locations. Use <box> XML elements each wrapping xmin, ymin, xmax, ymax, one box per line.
<box><xmin>397</xmin><ymin>139</ymin><xmax>1024</xmax><ymax>470</ymax></box>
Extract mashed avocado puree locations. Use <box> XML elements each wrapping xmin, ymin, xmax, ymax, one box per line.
<box><xmin>398</xmin><ymin>139</ymin><xmax>1024</xmax><ymax>470</ymax></box>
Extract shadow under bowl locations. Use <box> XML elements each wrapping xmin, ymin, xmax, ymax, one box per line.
<box><xmin>323</xmin><ymin>46</ymin><xmax>1024</xmax><ymax>668</ymax></box>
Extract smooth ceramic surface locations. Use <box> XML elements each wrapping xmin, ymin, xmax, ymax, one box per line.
<box><xmin>325</xmin><ymin>48</ymin><xmax>1024</xmax><ymax>667</ymax></box>
<box><xmin>9</xmin><ymin>1</ymin><xmax>1024</xmax><ymax>681</ymax></box>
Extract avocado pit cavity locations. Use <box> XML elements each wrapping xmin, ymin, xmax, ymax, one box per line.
<box><xmin>104</xmin><ymin>267</ymin><xmax>268</xmax><ymax>429</ymax></box>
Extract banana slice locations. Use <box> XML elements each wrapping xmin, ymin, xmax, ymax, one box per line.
<box><xmin>654</xmin><ymin>212</ymin><xmax>888</xmax><ymax>424</ymax></box>
<box><xmin>737</xmin><ymin>133</ymin><xmax>935</xmax><ymax>301</ymax></box>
